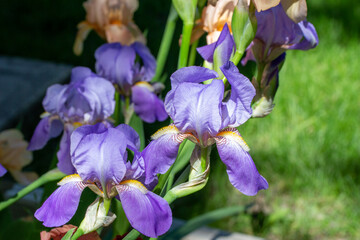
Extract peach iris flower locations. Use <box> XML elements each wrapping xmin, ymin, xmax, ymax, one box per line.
<box><xmin>0</xmin><ymin>129</ymin><xmax>37</xmax><ymax>185</ymax></box>
<box><xmin>192</xmin><ymin>0</ymin><xmax>307</xmax><ymax>44</ymax></box>
<box><xmin>73</xmin><ymin>0</ymin><xmax>146</xmax><ymax>55</ymax></box>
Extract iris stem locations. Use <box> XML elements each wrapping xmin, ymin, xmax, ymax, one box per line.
<box><xmin>70</xmin><ymin>228</ymin><xmax>84</xmax><ymax>240</ymax></box>
<box><xmin>188</xmin><ymin>40</ymin><xmax>199</xmax><ymax>66</ymax></box>
<box><xmin>178</xmin><ymin>23</ymin><xmax>194</xmax><ymax>69</ymax></box>
<box><xmin>124</xmin><ymin>96</ymin><xmax>132</xmax><ymax>125</ymax></box>
<box><xmin>0</xmin><ymin>169</ymin><xmax>65</xmax><ymax>211</ymax></box>
<box><xmin>114</xmin><ymin>91</ymin><xmax>121</xmax><ymax>126</ymax></box>
<box><xmin>153</xmin><ymin>5</ymin><xmax>178</xmax><ymax>83</ymax></box>
<box><xmin>122</xmin><ymin>229</ymin><xmax>141</xmax><ymax>240</ymax></box>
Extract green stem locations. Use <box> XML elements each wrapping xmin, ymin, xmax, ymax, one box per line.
<box><xmin>200</xmin><ymin>147</ymin><xmax>208</xmax><ymax>172</ymax></box>
<box><xmin>153</xmin><ymin>5</ymin><xmax>178</xmax><ymax>83</ymax></box>
<box><xmin>114</xmin><ymin>91</ymin><xmax>121</xmax><ymax>126</ymax></box>
<box><xmin>0</xmin><ymin>169</ymin><xmax>65</xmax><ymax>211</ymax></box>
<box><xmin>71</xmin><ymin>228</ymin><xmax>84</xmax><ymax>240</ymax></box>
<box><xmin>188</xmin><ymin>40</ymin><xmax>199</xmax><ymax>66</ymax></box>
<box><xmin>124</xmin><ymin>96</ymin><xmax>132</xmax><ymax>125</ymax></box>
<box><xmin>178</xmin><ymin>23</ymin><xmax>194</xmax><ymax>69</ymax></box>
<box><xmin>232</xmin><ymin>50</ymin><xmax>245</xmax><ymax>67</ymax></box>
<box><xmin>122</xmin><ymin>229</ymin><xmax>141</xmax><ymax>240</ymax></box>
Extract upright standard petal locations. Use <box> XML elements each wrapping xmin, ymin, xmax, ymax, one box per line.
<box><xmin>169</xmin><ymin>66</ymin><xmax>218</xmax><ymax>89</ymax></box>
<box><xmin>131</xmin><ymin>83</ymin><xmax>168</xmax><ymax>123</ymax></box>
<box><xmin>116</xmin><ymin>182</ymin><xmax>172</xmax><ymax>238</ymax></box>
<box><xmin>71</xmin><ymin>124</ymin><xmax>127</xmax><ymax>186</ymax></box>
<box><xmin>215</xmin><ymin>129</ymin><xmax>268</xmax><ymax>196</ymax></box>
<box><xmin>221</xmin><ymin>62</ymin><xmax>255</xmax><ymax>126</ymax></box>
<box><xmin>197</xmin><ymin>23</ymin><xmax>235</xmax><ymax>67</ymax></box>
<box><xmin>115</xmin><ymin>124</ymin><xmax>141</xmax><ymax>152</ymax></box>
<box><xmin>166</xmin><ymin>80</ymin><xmax>224</xmax><ymax>145</ymax></box>
<box><xmin>35</xmin><ymin>178</ymin><xmax>86</xmax><ymax>227</ymax></box>
<box><xmin>141</xmin><ymin>125</ymin><xmax>186</xmax><ymax>184</ymax></box>
<box><xmin>95</xmin><ymin>43</ymin><xmax>136</xmax><ymax>92</ymax></box>
<box><xmin>132</xmin><ymin>42</ymin><xmax>157</xmax><ymax>82</ymax></box>
<box><xmin>42</xmin><ymin>84</ymin><xmax>67</xmax><ymax>114</ymax></box>
<box><xmin>28</xmin><ymin>117</ymin><xmax>63</xmax><ymax>150</ymax></box>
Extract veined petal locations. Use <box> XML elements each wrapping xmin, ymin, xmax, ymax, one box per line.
<box><xmin>116</xmin><ymin>180</ymin><xmax>172</xmax><ymax>238</ymax></box>
<box><xmin>131</xmin><ymin>82</ymin><xmax>168</xmax><ymax>123</ymax></box>
<box><xmin>115</xmin><ymin>124</ymin><xmax>141</xmax><ymax>152</ymax></box>
<box><xmin>141</xmin><ymin>125</ymin><xmax>186</xmax><ymax>184</ymax></box>
<box><xmin>28</xmin><ymin>117</ymin><xmax>63</xmax><ymax>151</ymax></box>
<box><xmin>221</xmin><ymin>62</ymin><xmax>255</xmax><ymax>126</ymax></box>
<box><xmin>95</xmin><ymin>43</ymin><xmax>136</xmax><ymax>91</ymax></box>
<box><xmin>169</xmin><ymin>66</ymin><xmax>218</xmax><ymax>89</ymax></box>
<box><xmin>215</xmin><ymin>129</ymin><xmax>268</xmax><ymax>196</ymax></box>
<box><xmin>70</xmin><ymin>124</ymin><xmax>127</xmax><ymax>186</ymax></box>
<box><xmin>166</xmin><ymin>80</ymin><xmax>224</xmax><ymax>145</ymax></box>
<box><xmin>43</xmin><ymin>84</ymin><xmax>67</xmax><ymax>114</ymax></box>
<box><xmin>35</xmin><ymin>176</ymin><xmax>86</xmax><ymax>227</ymax></box>
<box><xmin>0</xmin><ymin>164</ymin><xmax>6</xmax><ymax>177</ymax></box>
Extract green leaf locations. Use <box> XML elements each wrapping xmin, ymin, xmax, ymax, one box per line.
<box><xmin>111</xmin><ymin>200</ymin><xmax>130</xmax><ymax>238</ymax></box>
<box><xmin>163</xmin><ymin>205</ymin><xmax>251</xmax><ymax>239</ymax></box>
<box><xmin>61</xmin><ymin>228</ymin><xmax>76</xmax><ymax>240</ymax></box>
<box><xmin>129</xmin><ymin>114</ymin><xmax>145</xmax><ymax>150</ymax></box>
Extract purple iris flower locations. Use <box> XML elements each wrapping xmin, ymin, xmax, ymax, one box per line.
<box><xmin>35</xmin><ymin>123</ymin><xmax>172</xmax><ymax>238</ymax></box>
<box><xmin>28</xmin><ymin>67</ymin><xmax>115</xmax><ymax>174</ymax></box>
<box><xmin>0</xmin><ymin>164</ymin><xmax>6</xmax><ymax>177</ymax></box>
<box><xmin>142</xmin><ymin>63</ymin><xmax>268</xmax><ymax>196</ymax></box>
<box><xmin>95</xmin><ymin>42</ymin><xmax>168</xmax><ymax>123</ymax></box>
<box><xmin>242</xmin><ymin>4</ymin><xmax>319</xmax><ymax>65</ymax></box>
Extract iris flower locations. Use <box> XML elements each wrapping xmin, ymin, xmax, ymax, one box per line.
<box><xmin>95</xmin><ymin>42</ymin><xmax>168</xmax><ymax>123</ymax></box>
<box><xmin>242</xmin><ymin>3</ymin><xmax>318</xmax><ymax>65</ymax></box>
<box><xmin>73</xmin><ymin>0</ymin><xmax>146</xmax><ymax>55</ymax></box>
<box><xmin>35</xmin><ymin>123</ymin><xmax>172</xmax><ymax>238</ymax></box>
<box><xmin>0</xmin><ymin>129</ymin><xmax>36</xmax><ymax>184</ymax></box>
<box><xmin>142</xmin><ymin>62</ymin><xmax>268</xmax><ymax>196</ymax></box>
<box><xmin>28</xmin><ymin>67</ymin><xmax>115</xmax><ymax>174</ymax></box>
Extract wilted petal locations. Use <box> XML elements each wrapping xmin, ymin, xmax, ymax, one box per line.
<box><xmin>57</xmin><ymin>127</ymin><xmax>76</xmax><ymax>175</ymax></box>
<box><xmin>253</xmin><ymin>0</ymin><xmax>280</xmax><ymax>11</ymax></box>
<box><xmin>281</xmin><ymin>0</ymin><xmax>307</xmax><ymax>23</ymax></box>
<box><xmin>116</xmin><ymin>181</ymin><xmax>172</xmax><ymax>238</ymax></box>
<box><xmin>35</xmin><ymin>176</ymin><xmax>86</xmax><ymax>227</ymax></box>
<box><xmin>71</xmin><ymin>124</ymin><xmax>127</xmax><ymax>185</ymax></box>
<box><xmin>28</xmin><ymin>117</ymin><xmax>63</xmax><ymax>151</ymax></box>
<box><xmin>0</xmin><ymin>164</ymin><xmax>6</xmax><ymax>177</ymax></box>
<box><xmin>131</xmin><ymin>82</ymin><xmax>168</xmax><ymax>123</ymax></box>
<box><xmin>166</xmin><ymin>79</ymin><xmax>224</xmax><ymax>144</ymax></box>
<box><xmin>215</xmin><ymin>129</ymin><xmax>268</xmax><ymax>196</ymax></box>
<box><xmin>141</xmin><ymin>125</ymin><xmax>186</xmax><ymax>184</ymax></box>
<box><xmin>221</xmin><ymin>61</ymin><xmax>255</xmax><ymax>126</ymax></box>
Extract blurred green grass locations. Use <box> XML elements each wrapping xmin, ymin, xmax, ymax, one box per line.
<box><xmin>194</xmin><ymin>1</ymin><xmax>360</xmax><ymax>239</ymax></box>
<box><xmin>1</xmin><ymin>0</ymin><xmax>359</xmax><ymax>239</ymax></box>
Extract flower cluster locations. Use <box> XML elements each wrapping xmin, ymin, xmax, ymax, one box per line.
<box><xmin>2</xmin><ymin>1</ymin><xmax>319</xmax><ymax>239</ymax></box>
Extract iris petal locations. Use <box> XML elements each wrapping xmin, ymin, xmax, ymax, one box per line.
<box><xmin>215</xmin><ymin>129</ymin><xmax>268</xmax><ymax>196</ymax></box>
<box><xmin>116</xmin><ymin>181</ymin><xmax>172</xmax><ymax>238</ymax></box>
<box><xmin>35</xmin><ymin>179</ymin><xmax>86</xmax><ymax>227</ymax></box>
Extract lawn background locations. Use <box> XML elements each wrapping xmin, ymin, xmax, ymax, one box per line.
<box><xmin>1</xmin><ymin>0</ymin><xmax>359</xmax><ymax>239</ymax></box>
